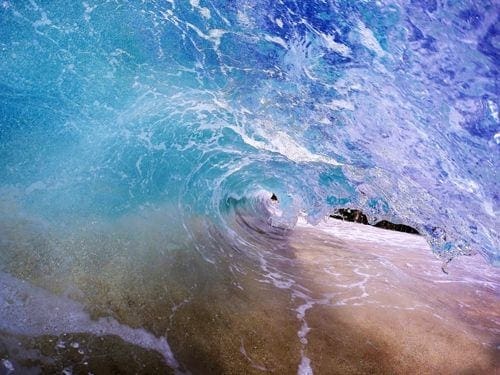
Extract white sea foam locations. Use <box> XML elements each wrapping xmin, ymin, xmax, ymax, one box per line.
<box><xmin>1</xmin><ymin>359</ymin><xmax>14</xmax><ymax>374</ymax></box>
<box><xmin>189</xmin><ymin>0</ymin><xmax>210</xmax><ymax>19</ymax></box>
<box><xmin>319</xmin><ymin>32</ymin><xmax>351</xmax><ymax>56</ymax></box>
<box><xmin>264</xmin><ymin>34</ymin><xmax>288</xmax><ymax>49</ymax></box>
<box><xmin>298</xmin><ymin>355</ymin><xmax>313</xmax><ymax>375</ymax></box>
<box><xmin>235</xmin><ymin>126</ymin><xmax>342</xmax><ymax>166</ymax></box>
<box><xmin>357</xmin><ymin>21</ymin><xmax>385</xmax><ymax>56</ymax></box>
<box><xmin>0</xmin><ymin>271</ymin><xmax>181</xmax><ymax>371</ymax></box>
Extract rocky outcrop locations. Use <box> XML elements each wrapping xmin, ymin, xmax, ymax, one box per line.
<box><xmin>330</xmin><ymin>209</ymin><xmax>419</xmax><ymax>235</ymax></box>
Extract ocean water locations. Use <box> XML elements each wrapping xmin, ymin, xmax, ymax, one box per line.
<box><xmin>0</xmin><ymin>0</ymin><xmax>499</xmax><ymax>373</ymax></box>
<box><xmin>1</xmin><ymin>0</ymin><xmax>498</xmax><ymax>264</ymax></box>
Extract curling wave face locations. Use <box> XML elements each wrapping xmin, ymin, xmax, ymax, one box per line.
<box><xmin>0</xmin><ymin>0</ymin><xmax>498</xmax><ymax>267</ymax></box>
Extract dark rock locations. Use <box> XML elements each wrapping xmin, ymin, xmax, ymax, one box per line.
<box><xmin>330</xmin><ymin>209</ymin><xmax>419</xmax><ymax>235</ymax></box>
<box><xmin>330</xmin><ymin>209</ymin><xmax>368</xmax><ymax>224</ymax></box>
<box><xmin>373</xmin><ymin>220</ymin><xmax>420</xmax><ymax>234</ymax></box>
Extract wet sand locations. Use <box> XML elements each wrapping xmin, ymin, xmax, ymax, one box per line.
<box><xmin>0</xmin><ymin>218</ymin><xmax>498</xmax><ymax>374</ymax></box>
<box><xmin>291</xmin><ymin>220</ymin><xmax>499</xmax><ymax>374</ymax></box>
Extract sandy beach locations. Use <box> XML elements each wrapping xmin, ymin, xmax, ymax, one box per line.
<box><xmin>1</xmin><ymin>218</ymin><xmax>498</xmax><ymax>374</ymax></box>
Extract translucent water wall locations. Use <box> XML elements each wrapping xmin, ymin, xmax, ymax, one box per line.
<box><xmin>0</xmin><ymin>0</ymin><xmax>498</xmax><ymax>267</ymax></box>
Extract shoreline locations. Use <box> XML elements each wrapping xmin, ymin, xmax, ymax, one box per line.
<box><xmin>1</xmin><ymin>217</ymin><xmax>498</xmax><ymax>374</ymax></box>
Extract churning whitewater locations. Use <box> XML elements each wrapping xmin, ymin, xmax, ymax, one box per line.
<box><xmin>0</xmin><ymin>0</ymin><xmax>499</xmax><ymax>374</ymax></box>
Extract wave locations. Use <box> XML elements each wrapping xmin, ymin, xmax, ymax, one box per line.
<box><xmin>0</xmin><ymin>0</ymin><xmax>498</xmax><ymax>271</ymax></box>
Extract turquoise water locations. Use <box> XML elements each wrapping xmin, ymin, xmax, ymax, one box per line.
<box><xmin>0</xmin><ymin>0</ymin><xmax>498</xmax><ymax>266</ymax></box>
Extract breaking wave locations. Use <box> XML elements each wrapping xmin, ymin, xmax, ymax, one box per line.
<box><xmin>0</xmin><ymin>0</ymin><xmax>498</xmax><ymax>272</ymax></box>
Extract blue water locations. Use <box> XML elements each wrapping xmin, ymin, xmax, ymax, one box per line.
<box><xmin>0</xmin><ymin>0</ymin><xmax>498</xmax><ymax>266</ymax></box>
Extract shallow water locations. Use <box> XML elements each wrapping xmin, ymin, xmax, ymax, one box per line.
<box><xmin>1</xmin><ymin>213</ymin><xmax>498</xmax><ymax>374</ymax></box>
